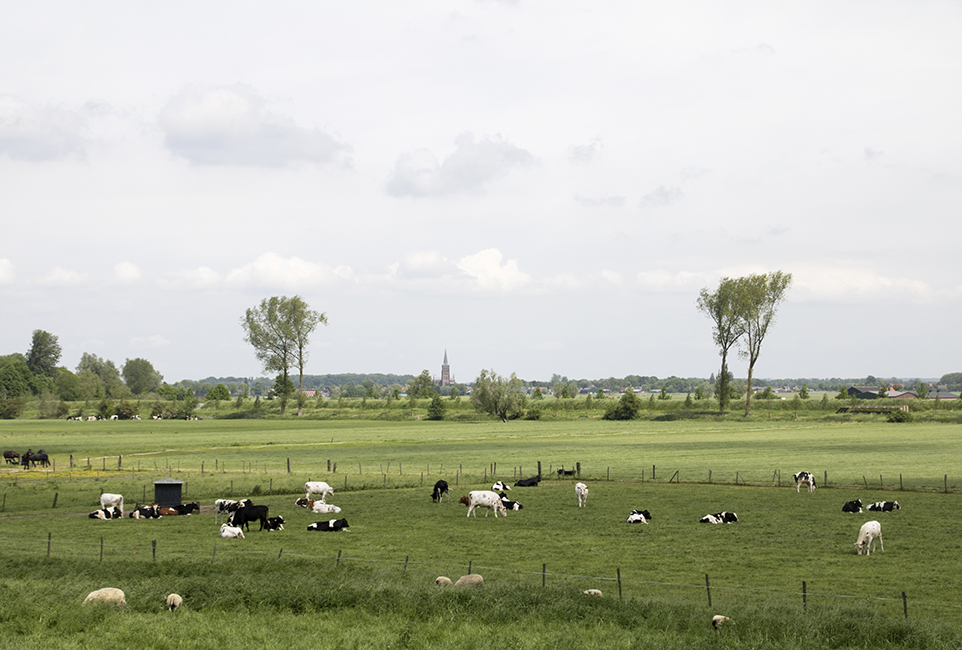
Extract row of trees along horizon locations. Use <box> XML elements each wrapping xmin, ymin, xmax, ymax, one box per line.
<box><xmin>2</xmin><ymin>282</ymin><xmax>960</xmax><ymax>419</ymax></box>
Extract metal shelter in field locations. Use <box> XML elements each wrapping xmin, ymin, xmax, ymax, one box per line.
<box><xmin>153</xmin><ymin>478</ymin><xmax>184</xmax><ymax>507</ymax></box>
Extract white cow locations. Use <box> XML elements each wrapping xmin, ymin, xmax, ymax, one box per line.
<box><xmin>220</xmin><ymin>523</ymin><xmax>245</xmax><ymax>539</ymax></box>
<box><xmin>793</xmin><ymin>471</ymin><xmax>817</xmax><ymax>493</ymax></box>
<box><xmin>304</xmin><ymin>481</ymin><xmax>334</xmax><ymax>502</ymax></box>
<box><xmin>575</xmin><ymin>482</ymin><xmax>588</xmax><ymax>507</ymax></box>
<box><xmin>464</xmin><ymin>490</ymin><xmax>507</xmax><ymax>518</ymax></box>
<box><xmin>100</xmin><ymin>493</ymin><xmax>124</xmax><ymax>517</ymax></box>
<box><xmin>855</xmin><ymin>520</ymin><xmax>883</xmax><ymax>555</ymax></box>
<box><xmin>310</xmin><ymin>501</ymin><xmax>342</xmax><ymax>514</ymax></box>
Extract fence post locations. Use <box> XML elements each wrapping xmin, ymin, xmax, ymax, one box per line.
<box><xmin>824</xmin><ymin>470</ymin><xmax>827</xmax><ymax>487</ymax></box>
<box><xmin>900</xmin><ymin>474</ymin><xmax>903</xmax><ymax>490</ymax></box>
<box><xmin>2</xmin><ymin>494</ymin><xmax>5</xmax><ymax>512</ymax></box>
<box><xmin>52</xmin><ymin>493</ymin><xmax>58</xmax><ymax>509</ymax></box>
<box><xmin>542</xmin><ymin>563</ymin><xmax>546</xmax><ymax>587</ymax></box>
<box><xmin>705</xmin><ymin>574</ymin><xmax>712</xmax><ymax>607</ymax></box>
<box><xmin>47</xmin><ymin>532</ymin><xmax>52</xmax><ymax>558</ymax></box>
<box><xmin>903</xmin><ymin>591</ymin><xmax>908</xmax><ymax>618</ymax></box>
<box><xmin>617</xmin><ymin>568</ymin><xmax>623</xmax><ymax>600</ymax></box>
<box><xmin>152</xmin><ymin>539</ymin><xmax>157</xmax><ymax>561</ymax></box>
<box><xmin>652</xmin><ymin>465</ymin><xmax>655</xmax><ymax>480</ymax></box>
<box><xmin>403</xmin><ymin>555</ymin><xmax>409</xmax><ymax>576</ymax></box>
<box><xmin>118</xmin><ymin>455</ymin><xmax>122</xmax><ymax>469</ymax></box>
<box><xmin>287</xmin><ymin>458</ymin><xmax>291</xmax><ymax>473</ymax></box>
<box><xmin>945</xmin><ymin>475</ymin><xmax>948</xmax><ymax>494</ymax></box>
<box><xmin>211</xmin><ymin>543</ymin><xmax>217</xmax><ymax>562</ymax></box>
<box><xmin>802</xmin><ymin>580</ymin><xmax>807</xmax><ymax>612</ymax></box>
<box><xmin>336</xmin><ymin>550</ymin><xmax>341</xmax><ymax>567</ymax></box>
<box><xmin>278</xmin><ymin>548</ymin><xmax>284</xmax><ymax>560</ymax></box>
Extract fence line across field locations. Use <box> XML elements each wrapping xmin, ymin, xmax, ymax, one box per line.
<box><xmin>1</xmin><ymin>532</ymin><xmax>958</xmax><ymax>620</ymax></box>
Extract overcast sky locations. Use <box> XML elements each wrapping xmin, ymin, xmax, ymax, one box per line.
<box><xmin>2</xmin><ymin>1</ymin><xmax>960</xmax><ymax>385</ymax></box>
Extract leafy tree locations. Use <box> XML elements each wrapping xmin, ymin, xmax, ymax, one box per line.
<box><xmin>271</xmin><ymin>374</ymin><xmax>295</xmax><ymax>401</ymax></box>
<box><xmin>115</xmin><ymin>400</ymin><xmax>138</xmax><ymax>420</ymax></box>
<box><xmin>658</xmin><ymin>386</ymin><xmax>671</xmax><ymax>400</ymax></box>
<box><xmin>207</xmin><ymin>383</ymin><xmax>231</xmax><ymax>401</ymax></box>
<box><xmin>0</xmin><ymin>397</ymin><xmax>24</xmax><ymax>419</ymax></box>
<box><xmin>684</xmin><ymin>393</ymin><xmax>693</xmax><ymax>408</ymax></box>
<box><xmin>596</xmin><ymin>388</ymin><xmax>605</xmax><ymax>400</ymax></box>
<box><xmin>732</xmin><ymin>271</ymin><xmax>793</xmax><ymax>417</ymax></box>
<box><xmin>449</xmin><ymin>385</ymin><xmax>460</xmax><ymax>401</ymax></box>
<box><xmin>26</xmin><ymin>330</ymin><xmax>62</xmax><ymax>377</ymax></box>
<box><xmin>122</xmin><ymin>358</ymin><xmax>163</xmax><ymax>395</ymax></box>
<box><xmin>759</xmin><ymin>386</ymin><xmax>774</xmax><ymax>400</ymax></box>
<box><xmin>799</xmin><ymin>383</ymin><xmax>809</xmax><ymax>399</ymax></box>
<box><xmin>697</xmin><ymin>277</ymin><xmax>744</xmax><ymax>415</ymax></box>
<box><xmin>427</xmin><ymin>393</ymin><xmax>446</xmax><ymax>420</ymax></box>
<box><xmin>286</xmin><ymin>295</ymin><xmax>327</xmax><ymax>415</ymax></box>
<box><xmin>0</xmin><ymin>355</ymin><xmax>33</xmax><ymax>397</ymax></box>
<box><xmin>835</xmin><ymin>386</ymin><xmax>849</xmax><ymax>400</ymax></box>
<box><xmin>603</xmin><ymin>387</ymin><xmax>642</xmax><ymax>421</ymax></box>
<box><xmin>694</xmin><ymin>385</ymin><xmax>705</xmax><ymax>400</ymax></box>
<box><xmin>470</xmin><ymin>369</ymin><xmax>525</xmax><ymax>422</ymax></box>
<box><xmin>532</xmin><ymin>387</ymin><xmax>544</xmax><ymax>400</ymax></box>
<box><xmin>877</xmin><ymin>385</ymin><xmax>889</xmax><ymax>399</ymax></box>
<box><xmin>76</xmin><ymin>353</ymin><xmax>126</xmax><ymax>398</ymax></box>
<box><xmin>407</xmin><ymin>370</ymin><xmax>438</xmax><ymax>399</ymax></box>
<box><xmin>242</xmin><ymin>296</ymin><xmax>311</xmax><ymax>415</ymax></box>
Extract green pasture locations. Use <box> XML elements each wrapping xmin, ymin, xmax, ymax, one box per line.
<box><xmin>2</xmin><ymin>419</ymin><xmax>962</xmax><ymax>648</ymax></box>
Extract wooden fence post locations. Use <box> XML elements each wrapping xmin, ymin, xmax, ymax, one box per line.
<box><xmin>336</xmin><ymin>550</ymin><xmax>341</xmax><ymax>567</ymax></box>
<box><xmin>52</xmin><ymin>493</ymin><xmax>58</xmax><ymax>509</ymax></box>
<box><xmin>211</xmin><ymin>543</ymin><xmax>217</xmax><ymax>562</ymax></box>
<box><xmin>824</xmin><ymin>470</ymin><xmax>827</xmax><ymax>487</ymax></box>
<box><xmin>542</xmin><ymin>563</ymin><xmax>546</xmax><ymax>587</ymax></box>
<box><xmin>403</xmin><ymin>555</ymin><xmax>409</xmax><ymax>576</ymax></box>
<box><xmin>47</xmin><ymin>532</ymin><xmax>52</xmax><ymax>558</ymax></box>
<box><xmin>152</xmin><ymin>539</ymin><xmax>157</xmax><ymax>561</ymax></box>
<box><xmin>802</xmin><ymin>580</ymin><xmax>807</xmax><ymax>612</ymax></box>
<box><xmin>705</xmin><ymin>574</ymin><xmax>712</xmax><ymax>607</ymax></box>
<box><xmin>617</xmin><ymin>568</ymin><xmax>623</xmax><ymax>600</ymax></box>
<box><xmin>287</xmin><ymin>458</ymin><xmax>291</xmax><ymax>473</ymax></box>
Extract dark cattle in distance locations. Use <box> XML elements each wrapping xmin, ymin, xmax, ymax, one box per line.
<box><xmin>514</xmin><ymin>475</ymin><xmax>541</xmax><ymax>487</ymax></box>
<box><xmin>557</xmin><ymin>468</ymin><xmax>576</xmax><ymax>477</ymax></box>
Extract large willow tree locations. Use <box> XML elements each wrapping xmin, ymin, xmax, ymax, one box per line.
<box><xmin>696</xmin><ymin>277</ymin><xmax>743</xmax><ymax>415</ymax></box>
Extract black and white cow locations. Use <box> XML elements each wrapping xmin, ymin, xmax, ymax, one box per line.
<box><xmin>866</xmin><ymin>501</ymin><xmax>901</xmax><ymax>512</ymax></box>
<box><xmin>498</xmin><ymin>492</ymin><xmax>523</xmax><ymax>510</ymax></box>
<box><xmin>265</xmin><ymin>516</ymin><xmax>285</xmax><ymax>531</ymax></box>
<box><xmin>514</xmin><ymin>475</ymin><xmax>541</xmax><ymax>487</ymax></box>
<box><xmin>215</xmin><ymin>499</ymin><xmax>242</xmax><ymax>514</ymax></box>
<box><xmin>308</xmin><ymin>518</ymin><xmax>349</xmax><ymax>532</ymax></box>
<box><xmin>793</xmin><ymin>471</ymin><xmax>817</xmax><ymax>493</ymax></box>
<box><xmin>129</xmin><ymin>504</ymin><xmax>161</xmax><ymax>519</ymax></box>
<box><xmin>88</xmin><ymin>506</ymin><xmax>122</xmax><ymax>520</ymax></box>
<box><xmin>842</xmin><ymin>499</ymin><xmax>863</xmax><ymax>513</ymax></box>
<box><xmin>699</xmin><ymin>511</ymin><xmax>738</xmax><ymax>524</ymax></box>
<box><xmin>627</xmin><ymin>509</ymin><xmax>652</xmax><ymax>524</ymax></box>
<box><xmin>432</xmin><ymin>480</ymin><xmax>450</xmax><ymax>503</ymax></box>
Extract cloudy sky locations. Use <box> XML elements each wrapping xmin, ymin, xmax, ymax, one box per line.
<box><xmin>2</xmin><ymin>1</ymin><xmax>960</xmax><ymax>384</ymax></box>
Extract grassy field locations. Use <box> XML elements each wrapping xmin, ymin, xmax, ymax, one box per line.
<box><xmin>2</xmin><ymin>418</ymin><xmax>962</xmax><ymax>648</ymax></box>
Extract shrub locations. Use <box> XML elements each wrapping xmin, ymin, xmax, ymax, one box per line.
<box><xmin>0</xmin><ymin>397</ymin><xmax>24</xmax><ymax>419</ymax></box>
<box><xmin>887</xmin><ymin>409</ymin><xmax>913</xmax><ymax>423</ymax></box>
<box><xmin>603</xmin><ymin>389</ymin><xmax>642</xmax><ymax>420</ymax></box>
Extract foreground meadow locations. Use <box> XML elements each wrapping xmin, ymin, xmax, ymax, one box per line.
<box><xmin>1</xmin><ymin>418</ymin><xmax>961</xmax><ymax>648</ymax></box>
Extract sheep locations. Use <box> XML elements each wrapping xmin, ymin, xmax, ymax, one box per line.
<box><xmin>712</xmin><ymin>615</ymin><xmax>732</xmax><ymax>629</ymax></box>
<box><xmin>575</xmin><ymin>482</ymin><xmax>588</xmax><ymax>507</ymax></box>
<box><xmin>454</xmin><ymin>574</ymin><xmax>484</xmax><ymax>587</ymax></box>
<box><xmin>220</xmin><ymin>523</ymin><xmax>245</xmax><ymax>539</ymax></box>
<box><xmin>82</xmin><ymin>587</ymin><xmax>126</xmax><ymax>609</ymax></box>
<box><xmin>855</xmin><ymin>520</ymin><xmax>883</xmax><ymax>555</ymax></box>
<box><xmin>165</xmin><ymin>593</ymin><xmax>183</xmax><ymax>611</ymax></box>
<box><xmin>583</xmin><ymin>589</ymin><xmax>603</xmax><ymax>597</ymax></box>
<box><xmin>435</xmin><ymin>576</ymin><xmax>453</xmax><ymax>586</ymax></box>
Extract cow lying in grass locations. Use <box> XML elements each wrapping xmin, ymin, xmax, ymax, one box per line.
<box><xmin>700</xmin><ymin>512</ymin><xmax>738</xmax><ymax>524</ymax></box>
<box><xmin>308</xmin><ymin>518</ymin><xmax>349</xmax><ymax>532</ymax></box>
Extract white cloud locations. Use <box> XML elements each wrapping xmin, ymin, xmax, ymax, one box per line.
<box><xmin>159</xmin><ymin>84</ymin><xmax>349</xmax><ymax>167</ymax></box>
<box><xmin>37</xmin><ymin>267</ymin><xmax>88</xmax><ymax>287</ymax></box>
<box><xmin>793</xmin><ymin>266</ymin><xmax>932</xmax><ymax>302</ymax></box>
<box><xmin>225</xmin><ymin>252</ymin><xmax>352</xmax><ymax>290</ymax></box>
<box><xmin>640</xmin><ymin>186</ymin><xmax>683</xmax><ymax>207</ymax></box>
<box><xmin>386</xmin><ymin>132</ymin><xmax>534</xmax><ymax>197</ymax></box>
<box><xmin>389</xmin><ymin>251</ymin><xmax>456</xmax><ymax>280</ymax></box>
<box><xmin>156</xmin><ymin>266</ymin><xmax>222</xmax><ymax>291</ymax></box>
<box><xmin>568</xmin><ymin>139</ymin><xmax>602</xmax><ymax>164</ymax></box>
<box><xmin>112</xmin><ymin>261</ymin><xmax>143</xmax><ymax>285</ymax></box>
<box><xmin>0</xmin><ymin>259</ymin><xmax>14</xmax><ymax>285</ymax></box>
<box><xmin>0</xmin><ymin>95</ymin><xmax>87</xmax><ymax>161</ymax></box>
<box><xmin>456</xmin><ymin>249</ymin><xmax>531</xmax><ymax>291</ymax></box>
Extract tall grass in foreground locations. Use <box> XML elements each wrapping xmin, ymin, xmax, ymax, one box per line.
<box><xmin>0</xmin><ymin>555</ymin><xmax>956</xmax><ymax>650</ymax></box>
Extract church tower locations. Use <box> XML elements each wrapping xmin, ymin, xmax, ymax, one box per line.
<box><xmin>440</xmin><ymin>350</ymin><xmax>452</xmax><ymax>386</ymax></box>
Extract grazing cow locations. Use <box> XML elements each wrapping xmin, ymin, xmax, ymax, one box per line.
<box><xmin>229</xmin><ymin>504</ymin><xmax>270</xmax><ymax>531</ymax></box>
<box><xmin>3</xmin><ymin>450</ymin><xmax>19</xmax><ymax>465</ymax></box>
<box><xmin>867</xmin><ymin>501</ymin><xmax>901</xmax><ymax>512</ymax></box>
<box><xmin>166</xmin><ymin>593</ymin><xmax>183</xmax><ymax>611</ymax></box>
<box><xmin>627</xmin><ymin>509</ymin><xmax>651</xmax><ymax>524</ymax></box>
<box><xmin>265</xmin><ymin>516</ymin><xmax>285</xmax><ymax>531</ymax></box>
<box><xmin>215</xmin><ymin>499</ymin><xmax>241</xmax><ymax>514</ymax></box>
<box><xmin>172</xmin><ymin>502</ymin><xmax>200</xmax><ymax>515</ymax></box>
<box><xmin>463</xmin><ymin>490</ymin><xmax>507</xmax><ymax>518</ymax></box>
<box><xmin>842</xmin><ymin>499</ymin><xmax>863</xmax><ymax>513</ymax></box>
<box><xmin>491</xmin><ymin>481</ymin><xmax>510</xmax><ymax>492</ymax></box>
<box><xmin>432</xmin><ymin>480</ymin><xmax>450</xmax><ymax>503</ymax></box>
<box><xmin>88</xmin><ymin>507</ymin><xmax>122</xmax><ymax>519</ymax></box>
<box><xmin>514</xmin><ymin>475</ymin><xmax>541</xmax><ymax>487</ymax></box>
<box><xmin>700</xmin><ymin>512</ymin><xmax>738</xmax><ymax>524</ymax></box>
<box><xmin>219</xmin><ymin>523</ymin><xmax>245</xmax><ymax>539</ymax></box>
<box><xmin>793</xmin><ymin>471</ymin><xmax>817</xmax><ymax>493</ymax></box>
<box><xmin>308</xmin><ymin>518</ymin><xmax>349</xmax><ymax>532</ymax></box>
<box><xmin>304</xmin><ymin>481</ymin><xmax>334</xmax><ymax>502</ymax></box>
<box><xmin>855</xmin><ymin>520</ymin><xmax>883</xmax><ymax>555</ymax></box>
<box><xmin>82</xmin><ymin>587</ymin><xmax>125</xmax><ymax>609</ymax></box>
<box><xmin>100</xmin><ymin>493</ymin><xmax>124</xmax><ymax>517</ymax></box>
<box><xmin>498</xmin><ymin>492</ymin><xmax>523</xmax><ymax>510</ymax></box>
<box><xmin>575</xmin><ymin>482</ymin><xmax>588</xmax><ymax>507</ymax></box>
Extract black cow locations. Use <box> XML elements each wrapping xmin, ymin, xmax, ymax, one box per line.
<box><xmin>842</xmin><ymin>499</ymin><xmax>863</xmax><ymax>513</ymax></box>
<box><xmin>557</xmin><ymin>468</ymin><xmax>576</xmax><ymax>477</ymax></box>
<box><xmin>172</xmin><ymin>502</ymin><xmax>200</xmax><ymax>515</ymax></box>
<box><xmin>308</xmin><ymin>518</ymin><xmax>349</xmax><ymax>532</ymax></box>
<box><xmin>514</xmin><ymin>475</ymin><xmax>541</xmax><ymax>487</ymax></box>
<box><xmin>700</xmin><ymin>511</ymin><xmax>738</xmax><ymax>524</ymax></box>
<box><xmin>229</xmin><ymin>504</ymin><xmax>270</xmax><ymax>531</ymax></box>
<box><xmin>867</xmin><ymin>501</ymin><xmax>901</xmax><ymax>512</ymax></box>
<box><xmin>432</xmin><ymin>480</ymin><xmax>449</xmax><ymax>503</ymax></box>
<box><xmin>265</xmin><ymin>516</ymin><xmax>285</xmax><ymax>531</ymax></box>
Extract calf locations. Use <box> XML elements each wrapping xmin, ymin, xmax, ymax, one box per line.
<box><xmin>855</xmin><ymin>520</ymin><xmax>883</xmax><ymax>555</ymax></box>
<box><xmin>265</xmin><ymin>516</ymin><xmax>285</xmax><ymax>531</ymax></box>
<box><xmin>308</xmin><ymin>518</ymin><xmax>349</xmax><ymax>531</ymax></box>
<box><xmin>229</xmin><ymin>504</ymin><xmax>270</xmax><ymax>531</ymax></box>
<box><xmin>866</xmin><ymin>501</ymin><xmax>900</xmax><ymax>512</ymax></box>
<box><xmin>514</xmin><ymin>475</ymin><xmax>541</xmax><ymax>487</ymax></box>
<box><xmin>491</xmin><ymin>481</ymin><xmax>510</xmax><ymax>492</ymax></box>
<box><xmin>310</xmin><ymin>501</ymin><xmax>342</xmax><ymax>514</ymax></box>
<box><xmin>463</xmin><ymin>490</ymin><xmax>507</xmax><ymax>518</ymax></box>
<box><xmin>700</xmin><ymin>512</ymin><xmax>738</xmax><ymax>524</ymax></box>
<box><xmin>219</xmin><ymin>523</ymin><xmax>245</xmax><ymax>539</ymax></box>
<box><xmin>627</xmin><ymin>509</ymin><xmax>651</xmax><ymax>524</ymax></box>
<box><xmin>432</xmin><ymin>480</ymin><xmax>450</xmax><ymax>503</ymax></box>
<box><xmin>304</xmin><ymin>481</ymin><xmax>334</xmax><ymax>502</ymax></box>
<box><xmin>842</xmin><ymin>499</ymin><xmax>863</xmax><ymax>513</ymax></box>
<box><xmin>575</xmin><ymin>482</ymin><xmax>588</xmax><ymax>507</ymax></box>
<box><xmin>793</xmin><ymin>471</ymin><xmax>817</xmax><ymax>493</ymax></box>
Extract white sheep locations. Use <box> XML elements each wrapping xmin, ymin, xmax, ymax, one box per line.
<box><xmin>855</xmin><ymin>520</ymin><xmax>883</xmax><ymax>555</ymax></box>
<box><xmin>165</xmin><ymin>593</ymin><xmax>183</xmax><ymax>611</ymax></box>
<box><xmin>575</xmin><ymin>482</ymin><xmax>588</xmax><ymax>507</ymax></box>
<box><xmin>82</xmin><ymin>587</ymin><xmax>126</xmax><ymax>609</ymax></box>
<box><xmin>220</xmin><ymin>523</ymin><xmax>245</xmax><ymax>539</ymax></box>
<box><xmin>583</xmin><ymin>589</ymin><xmax>603</xmax><ymax>597</ymax></box>
<box><xmin>712</xmin><ymin>615</ymin><xmax>732</xmax><ymax>629</ymax></box>
<box><xmin>454</xmin><ymin>574</ymin><xmax>484</xmax><ymax>587</ymax></box>
<box><xmin>435</xmin><ymin>576</ymin><xmax>453</xmax><ymax>586</ymax></box>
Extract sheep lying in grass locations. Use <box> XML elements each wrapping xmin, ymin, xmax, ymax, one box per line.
<box><xmin>454</xmin><ymin>574</ymin><xmax>484</xmax><ymax>587</ymax></box>
<box><xmin>583</xmin><ymin>589</ymin><xmax>603</xmax><ymax>597</ymax></box>
<box><xmin>165</xmin><ymin>593</ymin><xmax>183</xmax><ymax>611</ymax></box>
<box><xmin>83</xmin><ymin>587</ymin><xmax>126</xmax><ymax>610</ymax></box>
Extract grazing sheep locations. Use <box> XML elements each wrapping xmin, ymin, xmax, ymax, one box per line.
<box><xmin>220</xmin><ymin>523</ymin><xmax>245</xmax><ymax>539</ymax></box>
<box><xmin>165</xmin><ymin>593</ymin><xmax>183</xmax><ymax>611</ymax></box>
<box><xmin>855</xmin><ymin>520</ymin><xmax>883</xmax><ymax>555</ymax></box>
<box><xmin>82</xmin><ymin>587</ymin><xmax>126</xmax><ymax>609</ymax></box>
<box><xmin>435</xmin><ymin>576</ymin><xmax>453</xmax><ymax>586</ymax></box>
<box><xmin>712</xmin><ymin>615</ymin><xmax>732</xmax><ymax>629</ymax></box>
<box><xmin>583</xmin><ymin>589</ymin><xmax>603</xmax><ymax>597</ymax></box>
<box><xmin>575</xmin><ymin>482</ymin><xmax>588</xmax><ymax>507</ymax></box>
<box><xmin>454</xmin><ymin>574</ymin><xmax>484</xmax><ymax>587</ymax></box>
